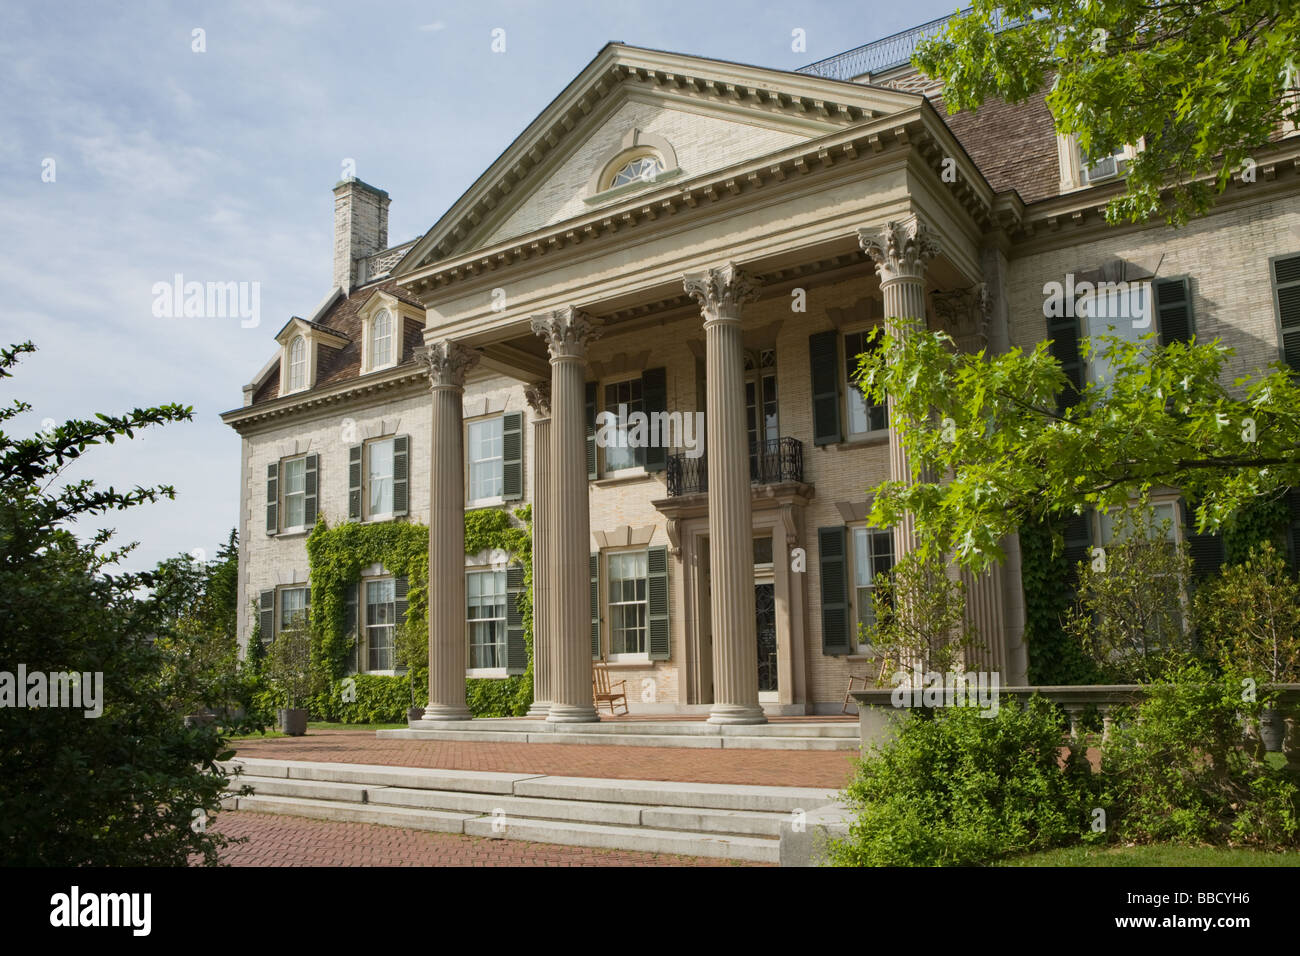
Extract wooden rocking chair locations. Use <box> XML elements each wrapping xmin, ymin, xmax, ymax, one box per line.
<box><xmin>592</xmin><ymin>660</ymin><xmax>629</xmax><ymax>716</ymax></box>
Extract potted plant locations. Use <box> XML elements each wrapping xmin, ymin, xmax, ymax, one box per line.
<box><xmin>394</xmin><ymin>619</ymin><xmax>426</xmax><ymax>723</ymax></box>
<box><xmin>1195</xmin><ymin>542</ymin><xmax>1300</xmax><ymax>752</ymax></box>
<box><xmin>266</xmin><ymin>620</ymin><xmax>314</xmax><ymax>736</ymax></box>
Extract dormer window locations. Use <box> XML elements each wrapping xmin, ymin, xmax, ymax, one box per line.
<box><xmin>370</xmin><ymin>310</ymin><xmax>394</xmax><ymax>368</ymax></box>
<box><xmin>287</xmin><ymin>336</ymin><xmax>307</xmax><ymax>392</ymax></box>
<box><xmin>1057</xmin><ymin>133</ymin><xmax>1142</xmax><ymax>193</ymax></box>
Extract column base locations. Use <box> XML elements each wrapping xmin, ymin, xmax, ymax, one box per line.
<box><xmin>707</xmin><ymin>703</ymin><xmax>767</xmax><ymax>725</ymax></box>
<box><xmin>546</xmin><ymin>702</ymin><xmax>599</xmax><ymax>723</ymax></box>
<box><xmin>525</xmin><ymin>701</ymin><xmax>552</xmax><ymax>718</ymax></box>
<box><xmin>421</xmin><ymin>705</ymin><xmax>472</xmax><ymax>721</ymax></box>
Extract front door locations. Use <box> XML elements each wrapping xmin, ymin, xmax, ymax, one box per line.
<box><xmin>755</xmin><ymin>582</ymin><xmax>777</xmax><ymax>698</ymax></box>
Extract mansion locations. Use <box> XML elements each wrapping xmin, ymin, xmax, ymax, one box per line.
<box><xmin>221</xmin><ymin>16</ymin><xmax>1300</xmax><ymax>721</ymax></box>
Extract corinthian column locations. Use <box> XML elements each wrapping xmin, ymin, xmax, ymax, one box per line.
<box><xmin>531</xmin><ymin>307</ymin><xmax>602</xmax><ymax>723</ymax></box>
<box><xmin>419</xmin><ymin>340</ymin><xmax>480</xmax><ymax>720</ymax></box>
<box><xmin>684</xmin><ymin>263</ymin><xmax>766</xmax><ymax>725</ymax></box>
<box><xmin>859</xmin><ymin>216</ymin><xmax>940</xmax><ymax>559</ymax></box>
<box><xmin>524</xmin><ymin>381</ymin><xmax>553</xmax><ymax>718</ymax></box>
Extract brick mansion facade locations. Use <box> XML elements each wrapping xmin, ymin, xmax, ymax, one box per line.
<box><xmin>221</xmin><ymin>17</ymin><xmax>1300</xmax><ymax>720</ymax></box>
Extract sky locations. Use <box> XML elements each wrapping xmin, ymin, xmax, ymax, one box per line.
<box><xmin>0</xmin><ymin>0</ymin><xmax>961</xmax><ymax>571</ymax></box>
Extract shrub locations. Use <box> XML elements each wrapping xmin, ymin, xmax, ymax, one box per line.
<box><xmin>1195</xmin><ymin>542</ymin><xmax>1300</xmax><ymax>684</ymax></box>
<box><xmin>313</xmin><ymin>674</ymin><xmax>422</xmax><ymax>723</ymax></box>
<box><xmin>1097</xmin><ymin>662</ymin><xmax>1299</xmax><ymax>848</ymax></box>
<box><xmin>828</xmin><ymin>696</ymin><xmax>1098</xmax><ymax>866</ymax></box>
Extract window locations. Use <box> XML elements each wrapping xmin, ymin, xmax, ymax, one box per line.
<box><xmin>1081</xmin><ymin>144</ymin><xmax>1131</xmax><ymax>184</ymax></box>
<box><xmin>609</xmin><ymin>155</ymin><xmax>661</xmax><ymax>188</ymax></box>
<box><xmin>607</xmin><ymin>550</ymin><xmax>648</xmax><ymax>657</ymax></box>
<box><xmin>602</xmin><ymin>377</ymin><xmax>644</xmax><ymax>473</ymax></box>
<box><xmin>1098</xmin><ymin>500</ymin><xmax>1180</xmax><ymax>547</ymax></box>
<box><xmin>287</xmin><ymin>335</ymin><xmax>307</xmax><ymax>392</ymax></box>
<box><xmin>282</xmin><ymin>456</ymin><xmax>308</xmax><ymax>530</ymax></box>
<box><xmin>365</xmin><ymin>578</ymin><xmax>396</xmax><ymax>672</ymax></box>
<box><xmin>745</xmin><ymin>350</ymin><xmax>780</xmax><ymax>479</ymax></box>
<box><xmin>851</xmin><ymin>527</ymin><xmax>895</xmax><ymax>643</ymax></box>
<box><xmin>466</xmin><ymin>569</ymin><xmax>507</xmax><ymax>669</ymax></box>
<box><xmin>279</xmin><ymin>587</ymin><xmax>309</xmax><ymax>631</ymax></box>
<box><xmin>1272</xmin><ymin>254</ymin><xmax>1300</xmax><ymax>371</ymax></box>
<box><xmin>844</xmin><ymin>329</ymin><xmax>887</xmax><ymax>437</ymax></box>
<box><xmin>1081</xmin><ymin>281</ymin><xmax>1154</xmax><ymax>386</ymax></box>
<box><xmin>370</xmin><ymin>309</ymin><xmax>393</xmax><ymax>369</ymax></box>
<box><xmin>467</xmin><ymin>417</ymin><xmax>504</xmax><ymax>502</ymax></box>
<box><xmin>367</xmin><ymin>438</ymin><xmax>394</xmax><ymax>518</ymax></box>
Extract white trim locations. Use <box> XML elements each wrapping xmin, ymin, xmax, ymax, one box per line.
<box><xmin>466</xmin><ymin>667</ymin><xmax>508</xmax><ymax>679</ymax></box>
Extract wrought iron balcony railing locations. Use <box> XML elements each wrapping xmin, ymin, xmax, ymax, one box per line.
<box><xmin>666</xmin><ymin>437</ymin><xmax>803</xmax><ymax>497</ymax></box>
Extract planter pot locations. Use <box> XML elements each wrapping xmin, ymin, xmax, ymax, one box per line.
<box><xmin>278</xmin><ymin>708</ymin><xmax>308</xmax><ymax>736</ymax></box>
<box><xmin>407</xmin><ymin>706</ymin><xmax>425</xmax><ymax>722</ymax></box>
<box><xmin>1259</xmin><ymin>705</ymin><xmax>1286</xmax><ymax>752</ymax></box>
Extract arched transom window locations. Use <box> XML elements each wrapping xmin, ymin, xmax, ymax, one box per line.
<box><xmin>609</xmin><ymin>155</ymin><xmax>662</xmax><ymax>188</ymax></box>
<box><xmin>371</xmin><ymin>309</ymin><xmax>393</xmax><ymax>368</ymax></box>
<box><xmin>287</xmin><ymin>335</ymin><xmax>307</xmax><ymax>392</ymax></box>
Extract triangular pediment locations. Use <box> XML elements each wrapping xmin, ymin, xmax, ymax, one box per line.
<box><xmin>395</xmin><ymin>44</ymin><xmax>922</xmax><ymax>273</ymax></box>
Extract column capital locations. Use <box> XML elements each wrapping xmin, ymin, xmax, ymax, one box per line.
<box><xmin>418</xmin><ymin>340</ymin><xmax>480</xmax><ymax>389</ymax></box>
<box><xmin>684</xmin><ymin>262</ymin><xmax>760</xmax><ymax>325</ymax></box>
<box><xmin>523</xmin><ymin>380</ymin><xmax>552</xmax><ymax>418</ymax></box>
<box><xmin>858</xmin><ymin>216</ymin><xmax>940</xmax><ymax>283</ymax></box>
<box><xmin>530</xmin><ymin>306</ymin><xmax>602</xmax><ymax>361</ymax></box>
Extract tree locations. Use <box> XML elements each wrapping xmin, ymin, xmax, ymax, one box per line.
<box><xmin>857</xmin><ymin>327</ymin><xmax>1300</xmax><ymax>572</ymax></box>
<box><xmin>1062</xmin><ymin>503</ymin><xmax>1196</xmax><ymax>683</ymax></box>
<box><xmin>1196</xmin><ymin>542</ymin><xmax>1300</xmax><ymax>684</ymax></box>
<box><xmin>862</xmin><ymin>550</ymin><xmax>978</xmax><ymax>680</ymax></box>
<box><xmin>0</xmin><ymin>341</ymin><xmax>238</xmax><ymax>865</ymax></box>
<box><xmin>913</xmin><ymin>0</ymin><xmax>1300</xmax><ymax>226</ymax></box>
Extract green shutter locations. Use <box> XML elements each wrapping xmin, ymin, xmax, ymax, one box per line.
<box><xmin>502</xmin><ymin>412</ymin><xmax>523</xmax><ymax>500</ymax></box>
<box><xmin>585</xmin><ymin>382</ymin><xmax>598</xmax><ymax>480</ymax></box>
<box><xmin>392</xmin><ymin>435</ymin><xmax>410</xmax><ymax>516</ymax></box>
<box><xmin>1062</xmin><ymin>511</ymin><xmax>1093</xmax><ymax>589</ymax></box>
<box><xmin>265</xmin><ymin>462</ymin><xmax>278</xmax><ymax>535</ymax></box>
<box><xmin>345</xmin><ymin>582</ymin><xmax>359</xmax><ymax>673</ymax></box>
<box><xmin>1271</xmin><ymin>255</ymin><xmax>1300</xmax><ymax>370</ymax></box>
<box><xmin>642</xmin><ymin>367</ymin><xmax>668</xmax><ymax>472</ymax></box>
<box><xmin>259</xmin><ymin>589</ymin><xmax>275</xmax><ymax>643</ymax></box>
<box><xmin>818</xmin><ymin>526</ymin><xmax>851</xmax><ymax>655</ymax></box>
<box><xmin>1181</xmin><ymin>499</ymin><xmax>1223</xmax><ymax>581</ymax></box>
<box><xmin>590</xmin><ymin>552</ymin><xmax>601</xmax><ymax>660</ymax></box>
<box><xmin>303</xmin><ymin>454</ymin><xmax>318</xmax><ymax>528</ymax></box>
<box><xmin>1155</xmin><ymin>277</ymin><xmax>1194</xmax><ymax>347</ymax></box>
<box><xmin>393</xmin><ymin>576</ymin><xmax>409</xmax><ymax>673</ymax></box>
<box><xmin>647</xmin><ymin>545</ymin><xmax>670</xmax><ymax>660</ymax></box>
<box><xmin>505</xmin><ymin>565</ymin><xmax>527</xmax><ymax>676</ymax></box>
<box><xmin>1046</xmin><ymin>314</ymin><xmax>1084</xmax><ymax>411</ymax></box>
<box><xmin>348</xmin><ymin>444</ymin><xmax>363</xmax><ymax>520</ymax></box>
<box><xmin>809</xmin><ymin>331</ymin><xmax>843</xmax><ymax>445</ymax></box>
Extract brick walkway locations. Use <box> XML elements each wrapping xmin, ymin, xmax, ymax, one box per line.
<box><xmin>230</xmin><ymin>729</ymin><xmax>858</xmax><ymax>789</ymax></box>
<box><xmin>207</xmin><ymin>811</ymin><xmax>769</xmax><ymax>866</ymax></box>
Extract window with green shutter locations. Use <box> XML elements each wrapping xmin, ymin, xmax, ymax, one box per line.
<box><xmin>501</xmin><ymin>412</ymin><xmax>523</xmax><ymax>500</ymax></box>
<box><xmin>809</xmin><ymin>330</ymin><xmax>843</xmax><ymax>445</ymax></box>
<box><xmin>585</xmin><ymin>382</ymin><xmax>598</xmax><ymax>480</ymax></box>
<box><xmin>1271</xmin><ymin>254</ymin><xmax>1300</xmax><ymax>371</ymax></box>
<box><xmin>1155</xmin><ymin>277</ymin><xmax>1194</xmax><ymax>347</ymax></box>
<box><xmin>817</xmin><ymin>526</ymin><xmax>851</xmax><ymax>655</ymax></box>
<box><xmin>590</xmin><ymin>552</ymin><xmax>601</xmax><ymax>660</ymax></box>
<box><xmin>392</xmin><ymin>435</ymin><xmax>410</xmax><ymax>516</ymax></box>
<box><xmin>1181</xmin><ymin>498</ymin><xmax>1223</xmax><ymax>581</ymax></box>
<box><xmin>303</xmin><ymin>454</ymin><xmax>318</xmax><ymax>528</ymax></box>
<box><xmin>642</xmin><ymin>368</ymin><xmax>668</xmax><ymax>472</ymax></box>
<box><xmin>1062</xmin><ymin>510</ymin><xmax>1093</xmax><ymax>589</ymax></box>
<box><xmin>258</xmin><ymin>589</ymin><xmax>275</xmax><ymax>643</ymax></box>
<box><xmin>1046</xmin><ymin>313</ymin><xmax>1084</xmax><ymax>412</ymax></box>
<box><xmin>348</xmin><ymin>444</ymin><xmax>363</xmax><ymax>520</ymax></box>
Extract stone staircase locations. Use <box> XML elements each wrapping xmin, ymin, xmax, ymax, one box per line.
<box><xmin>378</xmin><ymin>718</ymin><xmax>861</xmax><ymax>751</ymax></box>
<box><xmin>218</xmin><ymin>757</ymin><xmax>845</xmax><ymax>863</ymax></box>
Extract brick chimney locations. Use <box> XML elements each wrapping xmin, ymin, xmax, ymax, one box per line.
<box><xmin>332</xmin><ymin>178</ymin><xmax>390</xmax><ymax>294</ymax></box>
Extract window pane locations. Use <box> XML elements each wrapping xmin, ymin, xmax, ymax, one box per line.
<box><xmin>280</xmin><ymin>588</ymin><xmax>308</xmax><ymax>630</ymax></box>
<box><xmin>365</xmin><ymin>578</ymin><xmax>395</xmax><ymax>671</ymax></box>
<box><xmin>371</xmin><ymin>310</ymin><xmax>393</xmax><ymax>367</ymax></box>
<box><xmin>603</xmin><ymin>378</ymin><xmax>644</xmax><ymax>471</ymax></box>
<box><xmin>467</xmin><ymin>570</ymin><xmax>507</xmax><ymax>668</ymax></box>
<box><xmin>845</xmin><ymin>331</ymin><xmax>885</xmax><ymax>435</ymax></box>
<box><xmin>468</xmin><ymin>418</ymin><xmax>504</xmax><ymax>500</ymax></box>
<box><xmin>368</xmin><ymin>439</ymin><xmax>394</xmax><ymax>516</ymax></box>
<box><xmin>288</xmin><ymin>336</ymin><xmax>306</xmax><ymax>390</ymax></box>
<box><xmin>283</xmin><ymin>457</ymin><xmax>306</xmax><ymax>528</ymax></box>
<box><xmin>607</xmin><ymin>551</ymin><xmax>649</xmax><ymax>655</ymax></box>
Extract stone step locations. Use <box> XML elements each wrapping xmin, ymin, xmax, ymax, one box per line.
<box><xmin>461</xmin><ymin>815</ymin><xmax>779</xmax><ymax>863</ymax></box>
<box><xmin>388</xmin><ymin>719</ymin><xmax>859</xmax><ymax>738</ymax></box>
<box><xmin>377</xmin><ymin>728</ymin><xmax>859</xmax><ymax>750</ymax></box>
<box><xmin>228</xmin><ymin>774</ymin><xmax>794</xmax><ymax>836</ymax></box>
<box><xmin>228</xmin><ymin>793</ymin><xmax>476</xmax><ymax>833</ymax></box>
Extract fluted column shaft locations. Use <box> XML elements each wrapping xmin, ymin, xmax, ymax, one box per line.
<box><xmin>525</xmin><ymin>383</ymin><xmax>553</xmax><ymax>717</ymax></box>
<box><xmin>686</xmin><ymin>264</ymin><xmax>766</xmax><ymax>725</ymax></box>
<box><xmin>860</xmin><ymin>218</ymin><xmax>940</xmax><ymax>560</ymax></box>
<box><xmin>420</xmin><ymin>341</ymin><xmax>479</xmax><ymax>720</ymax></box>
<box><xmin>531</xmin><ymin>308</ymin><xmax>601</xmax><ymax>723</ymax></box>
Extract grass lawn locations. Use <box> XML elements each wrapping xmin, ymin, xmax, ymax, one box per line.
<box><xmin>998</xmin><ymin>845</ymin><xmax>1300</xmax><ymax>866</ymax></box>
<box><xmin>225</xmin><ymin>720</ymin><xmax>406</xmax><ymax>741</ymax></box>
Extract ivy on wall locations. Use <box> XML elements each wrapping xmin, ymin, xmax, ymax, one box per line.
<box><xmin>1221</xmin><ymin>494</ymin><xmax>1290</xmax><ymax>567</ymax></box>
<box><xmin>303</xmin><ymin>505</ymin><xmax>534</xmax><ymax>718</ymax></box>
<box><xmin>1019</xmin><ymin>516</ymin><xmax>1100</xmax><ymax>686</ymax></box>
